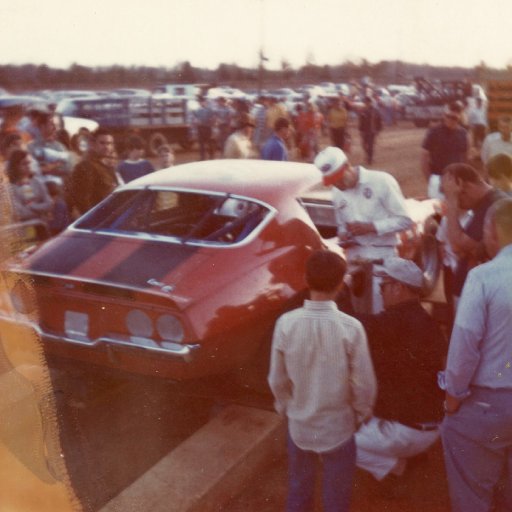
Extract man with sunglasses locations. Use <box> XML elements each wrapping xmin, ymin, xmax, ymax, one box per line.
<box><xmin>421</xmin><ymin>102</ymin><xmax>468</xmax><ymax>199</ymax></box>
<box><xmin>355</xmin><ymin>257</ymin><xmax>445</xmax><ymax>488</ymax></box>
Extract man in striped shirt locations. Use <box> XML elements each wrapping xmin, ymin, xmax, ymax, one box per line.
<box><xmin>268</xmin><ymin>249</ymin><xmax>376</xmax><ymax>512</ymax></box>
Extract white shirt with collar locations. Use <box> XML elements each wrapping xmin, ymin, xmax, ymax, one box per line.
<box><xmin>481</xmin><ymin>132</ymin><xmax>512</xmax><ymax>165</ymax></box>
<box><xmin>331</xmin><ymin>166</ymin><xmax>413</xmax><ymax>249</ymax></box>
<box><xmin>268</xmin><ymin>299</ymin><xmax>376</xmax><ymax>453</ymax></box>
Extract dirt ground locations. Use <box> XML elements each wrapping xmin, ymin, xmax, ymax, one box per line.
<box><xmin>208</xmin><ymin>121</ymin><xmax>453</xmax><ymax>512</ymax></box>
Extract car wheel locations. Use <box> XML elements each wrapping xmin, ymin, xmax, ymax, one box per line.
<box><xmin>148</xmin><ymin>132</ymin><xmax>168</xmax><ymax>156</ymax></box>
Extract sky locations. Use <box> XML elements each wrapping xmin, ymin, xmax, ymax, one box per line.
<box><xmin>1</xmin><ymin>0</ymin><xmax>511</xmax><ymax>72</ymax></box>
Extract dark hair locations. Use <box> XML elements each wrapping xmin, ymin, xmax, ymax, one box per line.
<box><xmin>91</xmin><ymin>127</ymin><xmax>113</xmax><ymax>140</ymax></box>
<box><xmin>306</xmin><ymin>250</ymin><xmax>346</xmax><ymax>292</ymax></box>
<box><xmin>488</xmin><ymin>153</ymin><xmax>512</xmax><ymax>180</ymax></box>
<box><xmin>442</xmin><ymin>163</ymin><xmax>482</xmax><ymax>184</ymax></box>
<box><xmin>7</xmin><ymin>149</ymin><xmax>29</xmax><ymax>183</ymax></box>
<box><xmin>125</xmin><ymin>135</ymin><xmax>145</xmax><ymax>151</ymax></box>
<box><xmin>274</xmin><ymin>117</ymin><xmax>290</xmax><ymax>132</ymax></box>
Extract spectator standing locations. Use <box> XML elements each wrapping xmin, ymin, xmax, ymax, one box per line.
<box><xmin>314</xmin><ymin>146</ymin><xmax>413</xmax><ymax>313</ymax></box>
<box><xmin>6</xmin><ymin>150</ymin><xmax>52</xmax><ymax>224</ymax></box>
<box><xmin>358</xmin><ymin>96</ymin><xmax>382</xmax><ymax>165</ymax></box>
<box><xmin>261</xmin><ymin>117</ymin><xmax>290</xmax><ymax>161</ymax></box>
<box><xmin>441</xmin><ymin>163</ymin><xmax>506</xmax><ymax>305</ymax></box>
<box><xmin>214</xmin><ymin>97</ymin><xmax>234</xmax><ymax>154</ymax></box>
<box><xmin>467</xmin><ymin>97</ymin><xmax>487</xmax><ymax>150</ymax></box>
<box><xmin>439</xmin><ymin>198</ymin><xmax>512</xmax><ymax>512</ymax></box>
<box><xmin>327</xmin><ymin>97</ymin><xmax>348</xmax><ymax>150</ymax></box>
<box><xmin>154</xmin><ymin>144</ymin><xmax>175</xmax><ymax>170</ymax></box>
<box><xmin>252</xmin><ymin>95</ymin><xmax>271</xmax><ymax>152</ymax></box>
<box><xmin>421</xmin><ymin>102</ymin><xmax>468</xmax><ymax>199</ymax></box>
<box><xmin>487</xmin><ymin>153</ymin><xmax>512</xmax><ymax>195</ymax></box>
<box><xmin>481</xmin><ymin>114</ymin><xmax>512</xmax><ymax>166</ymax></box>
<box><xmin>354</xmin><ymin>258</ymin><xmax>445</xmax><ymax>483</ymax></box>
<box><xmin>193</xmin><ymin>96</ymin><xmax>216</xmax><ymax>160</ymax></box>
<box><xmin>116</xmin><ymin>135</ymin><xmax>155</xmax><ymax>183</ymax></box>
<box><xmin>268</xmin><ymin>249</ymin><xmax>376</xmax><ymax>512</ymax></box>
<box><xmin>66</xmin><ymin>128</ymin><xmax>119</xmax><ymax>216</ymax></box>
<box><xmin>28</xmin><ymin>113</ymin><xmax>71</xmax><ymax>184</ymax></box>
<box><xmin>223</xmin><ymin>113</ymin><xmax>255</xmax><ymax>159</ymax></box>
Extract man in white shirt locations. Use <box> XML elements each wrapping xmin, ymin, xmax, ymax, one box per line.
<box><xmin>223</xmin><ymin>113</ymin><xmax>255</xmax><ymax>159</ymax></box>
<box><xmin>467</xmin><ymin>97</ymin><xmax>487</xmax><ymax>149</ymax></box>
<box><xmin>481</xmin><ymin>115</ymin><xmax>512</xmax><ymax>165</ymax></box>
<box><xmin>268</xmin><ymin>249</ymin><xmax>376</xmax><ymax>512</ymax></box>
<box><xmin>314</xmin><ymin>146</ymin><xmax>413</xmax><ymax>313</ymax></box>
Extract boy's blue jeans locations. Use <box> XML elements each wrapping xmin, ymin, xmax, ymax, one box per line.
<box><xmin>286</xmin><ymin>433</ymin><xmax>356</xmax><ymax>512</ymax></box>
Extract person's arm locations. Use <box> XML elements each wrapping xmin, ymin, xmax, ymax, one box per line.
<box><xmin>372</xmin><ymin>174</ymin><xmax>413</xmax><ymax>235</ymax></box>
<box><xmin>443</xmin><ymin>271</ymin><xmax>485</xmax><ymax>411</ymax></box>
<box><xmin>348</xmin><ymin>323</ymin><xmax>377</xmax><ymax>426</ymax></box>
<box><xmin>28</xmin><ymin>177</ymin><xmax>53</xmax><ymax>215</ymax></box>
<box><xmin>442</xmin><ymin>173</ymin><xmax>481</xmax><ymax>256</ymax></box>
<box><xmin>267</xmin><ymin>320</ymin><xmax>292</xmax><ymax>416</ymax></box>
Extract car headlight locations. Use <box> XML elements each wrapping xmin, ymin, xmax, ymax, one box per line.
<box><xmin>156</xmin><ymin>314</ymin><xmax>184</xmax><ymax>343</ymax></box>
<box><xmin>126</xmin><ymin>309</ymin><xmax>153</xmax><ymax>338</ymax></box>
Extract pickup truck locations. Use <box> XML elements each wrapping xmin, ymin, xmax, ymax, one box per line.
<box><xmin>56</xmin><ymin>95</ymin><xmax>194</xmax><ymax>153</ymax></box>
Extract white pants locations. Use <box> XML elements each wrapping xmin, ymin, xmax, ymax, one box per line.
<box><xmin>355</xmin><ymin>417</ymin><xmax>439</xmax><ymax>480</ymax></box>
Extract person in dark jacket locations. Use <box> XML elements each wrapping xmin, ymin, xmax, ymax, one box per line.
<box><xmin>358</xmin><ymin>96</ymin><xmax>382</xmax><ymax>165</ymax></box>
<box><xmin>66</xmin><ymin>128</ymin><xmax>119</xmax><ymax>216</ymax></box>
<box><xmin>354</xmin><ymin>257</ymin><xmax>446</xmax><ymax>482</ymax></box>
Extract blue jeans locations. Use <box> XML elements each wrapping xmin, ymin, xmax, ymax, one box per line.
<box><xmin>286</xmin><ymin>433</ymin><xmax>356</xmax><ymax>512</ymax></box>
<box><xmin>441</xmin><ymin>387</ymin><xmax>512</xmax><ymax>512</ymax></box>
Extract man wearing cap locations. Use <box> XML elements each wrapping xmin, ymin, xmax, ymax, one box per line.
<box><xmin>223</xmin><ymin>113</ymin><xmax>256</xmax><ymax>159</ymax></box>
<box><xmin>355</xmin><ymin>257</ymin><xmax>445</xmax><ymax>484</ymax></box>
<box><xmin>314</xmin><ymin>146</ymin><xmax>413</xmax><ymax>313</ymax></box>
<box><xmin>261</xmin><ymin>117</ymin><xmax>290</xmax><ymax>161</ymax></box>
<box><xmin>421</xmin><ymin>101</ymin><xmax>468</xmax><ymax>199</ymax></box>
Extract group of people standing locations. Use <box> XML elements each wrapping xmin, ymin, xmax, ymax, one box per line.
<box><xmin>269</xmin><ymin>137</ymin><xmax>512</xmax><ymax>511</ymax></box>
<box><xmin>1</xmin><ymin>111</ymin><xmax>176</xmax><ymax>235</ymax></box>
<box><xmin>191</xmin><ymin>92</ymin><xmax>383</xmax><ymax>166</ymax></box>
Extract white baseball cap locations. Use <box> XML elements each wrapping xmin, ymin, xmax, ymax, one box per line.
<box><xmin>375</xmin><ymin>257</ymin><xmax>424</xmax><ymax>289</ymax></box>
<box><xmin>314</xmin><ymin>146</ymin><xmax>349</xmax><ymax>186</ymax></box>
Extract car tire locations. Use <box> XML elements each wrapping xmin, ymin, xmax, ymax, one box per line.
<box><xmin>148</xmin><ymin>132</ymin><xmax>168</xmax><ymax>156</ymax></box>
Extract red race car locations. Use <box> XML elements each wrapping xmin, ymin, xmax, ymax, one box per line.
<box><xmin>0</xmin><ymin>160</ymin><xmax>440</xmax><ymax>381</ymax></box>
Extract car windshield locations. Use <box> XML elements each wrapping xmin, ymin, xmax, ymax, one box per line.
<box><xmin>74</xmin><ymin>189</ymin><xmax>269</xmax><ymax>244</ymax></box>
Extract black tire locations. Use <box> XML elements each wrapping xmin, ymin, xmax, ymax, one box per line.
<box><xmin>148</xmin><ymin>132</ymin><xmax>168</xmax><ymax>156</ymax></box>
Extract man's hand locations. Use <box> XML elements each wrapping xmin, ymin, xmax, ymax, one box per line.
<box><xmin>444</xmin><ymin>392</ymin><xmax>461</xmax><ymax>414</ymax></box>
<box><xmin>346</xmin><ymin>221</ymin><xmax>376</xmax><ymax>236</ymax></box>
<box><xmin>441</xmin><ymin>173</ymin><xmax>461</xmax><ymax>202</ymax></box>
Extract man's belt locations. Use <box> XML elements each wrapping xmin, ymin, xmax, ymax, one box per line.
<box><xmin>400</xmin><ymin>421</ymin><xmax>439</xmax><ymax>432</ymax></box>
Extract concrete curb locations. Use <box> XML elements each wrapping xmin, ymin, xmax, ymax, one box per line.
<box><xmin>99</xmin><ymin>404</ymin><xmax>285</xmax><ymax>512</ymax></box>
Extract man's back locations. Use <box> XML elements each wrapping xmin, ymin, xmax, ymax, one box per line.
<box><xmin>359</xmin><ymin>301</ymin><xmax>445</xmax><ymax>425</ymax></box>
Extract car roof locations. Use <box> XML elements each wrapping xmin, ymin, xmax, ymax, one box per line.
<box><xmin>123</xmin><ymin>160</ymin><xmax>323</xmax><ymax>204</ymax></box>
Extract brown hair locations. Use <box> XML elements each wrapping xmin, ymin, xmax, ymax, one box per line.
<box><xmin>306</xmin><ymin>250</ymin><xmax>346</xmax><ymax>292</ymax></box>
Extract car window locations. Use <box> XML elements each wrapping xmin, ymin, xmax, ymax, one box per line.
<box><xmin>75</xmin><ymin>189</ymin><xmax>269</xmax><ymax>244</ymax></box>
